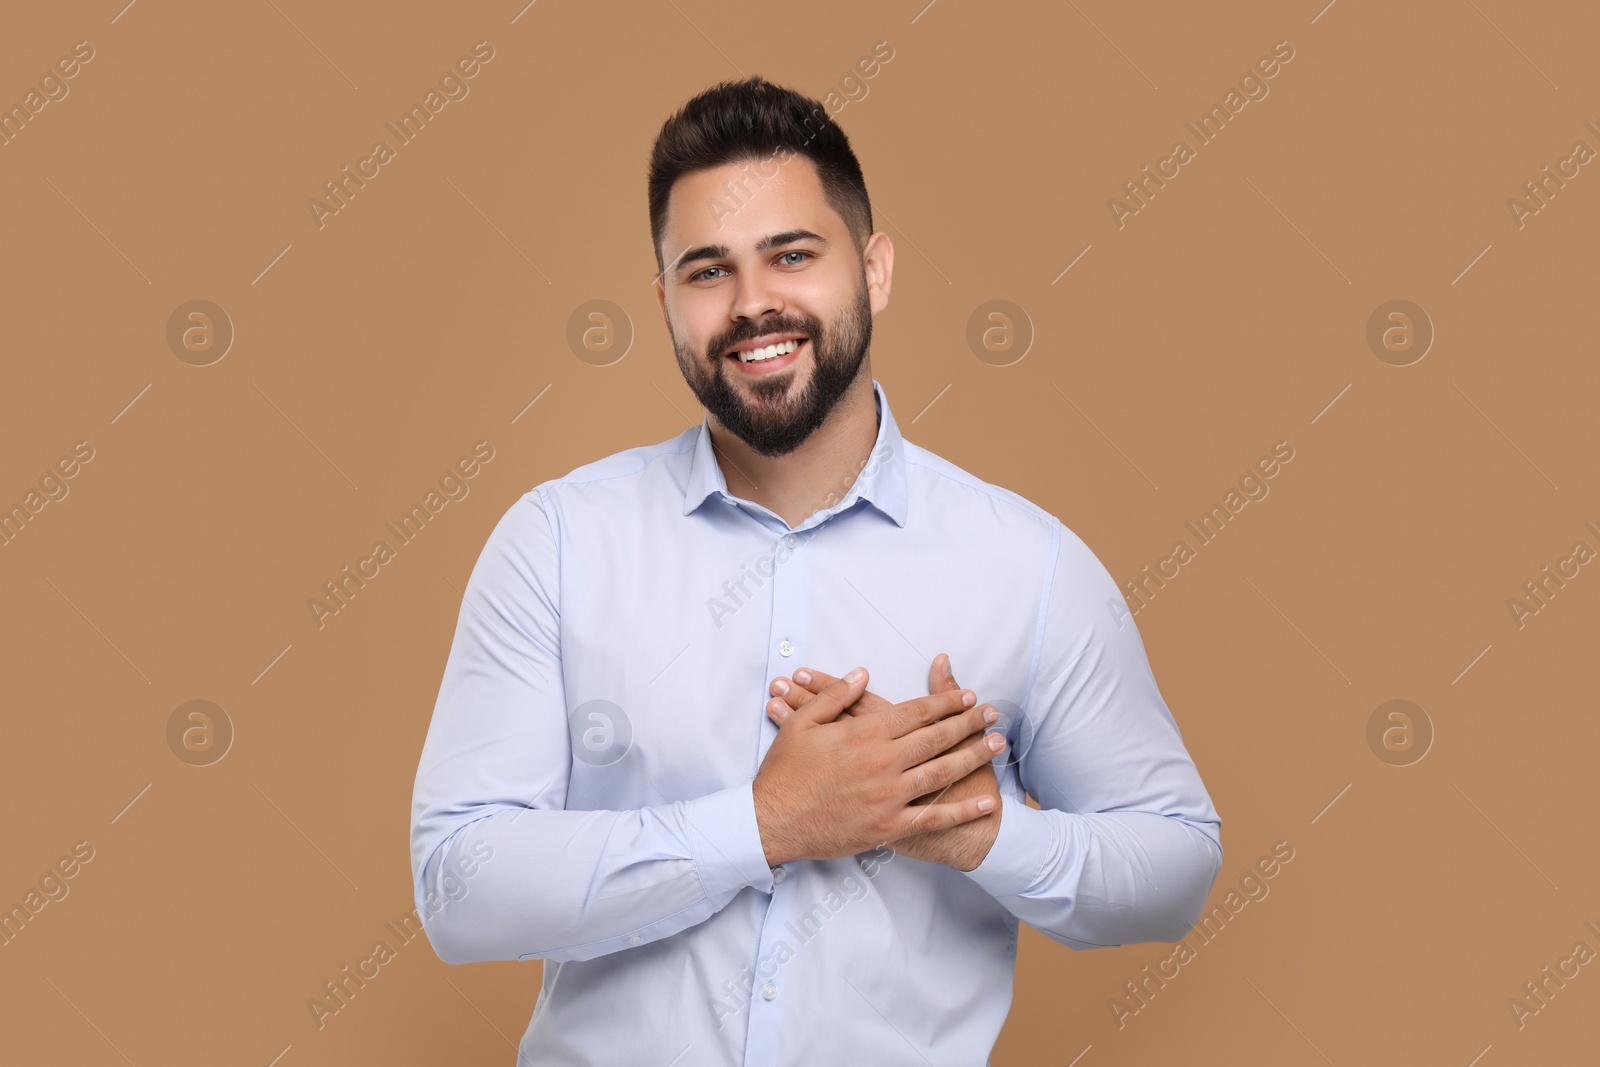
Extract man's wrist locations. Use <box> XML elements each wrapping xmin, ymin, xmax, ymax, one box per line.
<box><xmin>751</xmin><ymin>774</ymin><xmax>794</xmax><ymax>867</ymax></box>
<box><xmin>948</xmin><ymin>808</ymin><xmax>1002</xmax><ymax>871</ymax></box>
<box><xmin>895</xmin><ymin>800</ymin><xmax>1001</xmax><ymax>870</ymax></box>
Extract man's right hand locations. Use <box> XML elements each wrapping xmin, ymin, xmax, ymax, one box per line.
<box><xmin>750</xmin><ymin>668</ymin><xmax>1004</xmax><ymax>867</ymax></box>
<box><xmin>765</xmin><ymin>655</ymin><xmax>1003</xmax><ymax>870</ymax></box>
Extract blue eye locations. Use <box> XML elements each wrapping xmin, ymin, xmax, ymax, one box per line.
<box><xmin>690</xmin><ymin>251</ymin><xmax>811</xmax><ymax>282</ymax></box>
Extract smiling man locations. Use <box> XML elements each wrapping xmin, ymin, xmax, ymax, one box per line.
<box><xmin>410</xmin><ymin>76</ymin><xmax>1223</xmax><ymax>1066</ymax></box>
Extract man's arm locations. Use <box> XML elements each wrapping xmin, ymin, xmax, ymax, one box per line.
<box><xmin>959</xmin><ymin>521</ymin><xmax>1223</xmax><ymax>948</ymax></box>
<box><xmin>409</xmin><ymin>490</ymin><xmax>775</xmax><ymax>966</ymax></box>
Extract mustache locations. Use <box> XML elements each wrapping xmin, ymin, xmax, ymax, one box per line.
<box><xmin>712</xmin><ymin>318</ymin><xmax>818</xmax><ymax>357</ymax></box>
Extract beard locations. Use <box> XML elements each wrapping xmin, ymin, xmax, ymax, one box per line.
<box><xmin>671</xmin><ymin>273</ymin><xmax>872</xmax><ymax>458</ymax></box>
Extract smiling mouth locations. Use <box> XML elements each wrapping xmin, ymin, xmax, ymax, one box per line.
<box><xmin>723</xmin><ymin>336</ymin><xmax>808</xmax><ymax>376</ymax></box>
<box><xmin>726</xmin><ymin>337</ymin><xmax>807</xmax><ymax>363</ymax></box>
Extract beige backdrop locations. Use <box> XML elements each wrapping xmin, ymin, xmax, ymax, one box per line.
<box><xmin>3</xmin><ymin>0</ymin><xmax>1597</xmax><ymax>1064</ymax></box>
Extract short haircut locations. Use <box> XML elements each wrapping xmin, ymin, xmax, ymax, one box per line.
<box><xmin>647</xmin><ymin>75</ymin><xmax>874</xmax><ymax>274</ymax></box>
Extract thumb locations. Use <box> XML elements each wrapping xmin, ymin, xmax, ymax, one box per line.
<box><xmin>928</xmin><ymin>652</ymin><xmax>959</xmax><ymax>695</ymax></box>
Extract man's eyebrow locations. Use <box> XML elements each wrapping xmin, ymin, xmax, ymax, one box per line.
<box><xmin>670</xmin><ymin>229</ymin><xmax>829</xmax><ymax>276</ymax></box>
<box><xmin>757</xmin><ymin>229</ymin><xmax>828</xmax><ymax>252</ymax></box>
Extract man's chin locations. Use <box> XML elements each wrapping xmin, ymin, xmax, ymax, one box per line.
<box><xmin>714</xmin><ymin>392</ymin><xmax>816</xmax><ymax>455</ymax></box>
<box><xmin>720</xmin><ymin>373</ymin><xmax>810</xmax><ymax>416</ymax></box>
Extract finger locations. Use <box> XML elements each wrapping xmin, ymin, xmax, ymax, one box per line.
<box><xmin>907</xmin><ymin>727</ymin><xmax>998</xmax><ymax>804</ymax></box>
<box><xmin>918</xmin><ymin>654</ymin><xmax>964</xmax><ymax>742</ymax></box>
<box><xmin>927</xmin><ymin>653</ymin><xmax>959</xmax><ymax>696</ymax></box>
<box><xmin>792</xmin><ymin>666</ymin><xmax>839</xmax><ymax>690</ymax></box>
<box><xmin>896</xmin><ymin>702</ymin><xmax>998</xmax><ymax>770</ymax></box>
<box><xmin>899</xmin><ymin>727</ymin><xmax>1006</xmax><ymax>796</ymax></box>
<box><xmin>776</xmin><ymin>667</ymin><xmax>875</xmax><ymax>726</ymax></box>
<box><xmin>890</xmin><ymin>793</ymin><xmax>995</xmax><ymax>839</ymax></box>
<box><xmin>767</xmin><ymin>679</ymin><xmax>865</xmax><ymax>726</ymax></box>
<box><xmin>769</xmin><ymin>676</ymin><xmax>811</xmax><ymax>705</ymax></box>
<box><xmin>768</xmin><ymin>699</ymin><xmax>857</xmax><ymax>726</ymax></box>
<box><xmin>765</xmin><ymin>676</ymin><xmax>815</xmax><ymax>725</ymax></box>
<box><xmin>771</xmin><ymin>676</ymin><xmax>811</xmax><ymax>700</ymax></box>
<box><xmin>904</xmin><ymin>768</ymin><xmax>965</xmax><ymax>813</ymax></box>
<box><xmin>884</xmin><ymin>686</ymin><xmax>976</xmax><ymax>739</ymax></box>
<box><xmin>784</xmin><ymin>669</ymin><xmax>869</xmax><ymax>728</ymax></box>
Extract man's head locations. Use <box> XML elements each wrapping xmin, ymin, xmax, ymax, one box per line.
<box><xmin>649</xmin><ymin>76</ymin><xmax>893</xmax><ymax>458</ymax></box>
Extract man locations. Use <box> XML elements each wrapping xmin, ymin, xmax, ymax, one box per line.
<box><xmin>410</xmin><ymin>76</ymin><xmax>1222</xmax><ymax>1065</ymax></box>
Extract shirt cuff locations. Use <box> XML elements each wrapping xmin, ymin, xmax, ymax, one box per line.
<box><xmin>683</xmin><ymin>779</ymin><xmax>776</xmax><ymax>904</ymax></box>
<box><xmin>960</xmin><ymin>792</ymin><xmax>1057</xmax><ymax>899</ymax></box>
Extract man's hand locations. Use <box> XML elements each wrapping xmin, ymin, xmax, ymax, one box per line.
<box><xmin>765</xmin><ymin>654</ymin><xmax>1003</xmax><ymax>872</ymax></box>
<box><xmin>750</xmin><ymin>668</ymin><xmax>1004</xmax><ymax>868</ymax></box>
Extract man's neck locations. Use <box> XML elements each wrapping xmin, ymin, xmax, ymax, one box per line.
<box><xmin>710</xmin><ymin>371</ymin><xmax>879</xmax><ymax>530</ymax></box>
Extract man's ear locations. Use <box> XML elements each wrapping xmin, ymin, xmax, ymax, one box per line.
<box><xmin>862</xmin><ymin>231</ymin><xmax>894</xmax><ymax>316</ymax></box>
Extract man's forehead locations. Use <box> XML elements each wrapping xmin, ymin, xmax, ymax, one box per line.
<box><xmin>662</xmin><ymin>157</ymin><xmax>838</xmax><ymax>262</ymax></box>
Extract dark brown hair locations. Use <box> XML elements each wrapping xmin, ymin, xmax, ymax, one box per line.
<box><xmin>647</xmin><ymin>76</ymin><xmax>873</xmax><ymax>274</ymax></box>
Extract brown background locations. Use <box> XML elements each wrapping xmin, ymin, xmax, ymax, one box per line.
<box><xmin>2</xmin><ymin>0</ymin><xmax>1597</xmax><ymax>1063</ymax></box>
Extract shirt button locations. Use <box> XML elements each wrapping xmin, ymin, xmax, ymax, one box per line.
<box><xmin>778</xmin><ymin>640</ymin><xmax>794</xmax><ymax>657</ymax></box>
<box><xmin>761</xmin><ymin>984</ymin><xmax>778</xmax><ymax>1000</ymax></box>
<box><xmin>784</xmin><ymin>533</ymin><xmax>798</xmax><ymax>548</ymax></box>
<box><xmin>771</xmin><ymin>866</ymin><xmax>786</xmax><ymax>884</ymax></box>
<box><xmin>627</xmin><ymin>935</ymin><xmax>640</xmax><ymax>945</ymax></box>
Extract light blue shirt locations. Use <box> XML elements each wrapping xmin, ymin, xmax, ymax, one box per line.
<box><xmin>410</xmin><ymin>378</ymin><xmax>1223</xmax><ymax>1066</ymax></box>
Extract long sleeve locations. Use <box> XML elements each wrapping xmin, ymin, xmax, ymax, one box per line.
<box><xmin>409</xmin><ymin>489</ymin><xmax>775</xmax><ymax>966</ymax></box>
<box><xmin>960</xmin><ymin>521</ymin><xmax>1224</xmax><ymax>948</ymax></box>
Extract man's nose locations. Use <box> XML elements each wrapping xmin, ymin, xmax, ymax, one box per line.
<box><xmin>730</xmin><ymin>268</ymin><xmax>784</xmax><ymax>323</ymax></box>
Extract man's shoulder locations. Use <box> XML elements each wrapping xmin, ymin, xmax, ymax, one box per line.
<box><xmin>903</xmin><ymin>441</ymin><xmax>1125</xmax><ymax>631</ymax></box>
<box><xmin>900</xmin><ymin>438</ymin><xmax>1117</xmax><ymax>582</ymax></box>
<box><xmin>527</xmin><ymin>425</ymin><xmax>699</xmax><ymax>506</ymax></box>
<box><xmin>901</xmin><ymin>438</ymin><xmax>1061</xmax><ymax>535</ymax></box>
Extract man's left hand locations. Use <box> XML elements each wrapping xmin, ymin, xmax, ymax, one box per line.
<box><xmin>764</xmin><ymin>653</ymin><xmax>1002</xmax><ymax>872</ymax></box>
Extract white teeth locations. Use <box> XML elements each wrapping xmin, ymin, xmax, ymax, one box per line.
<box><xmin>737</xmin><ymin>339</ymin><xmax>801</xmax><ymax>363</ymax></box>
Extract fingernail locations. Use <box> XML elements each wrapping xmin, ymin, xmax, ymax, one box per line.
<box><xmin>977</xmin><ymin>795</ymin><xmax>995</xmax><ymax>812</ymax></box>
<box><xmin>845</xmin><ymin>667</ymin><xmax>865</xmax><ymax>683</ymax></box>
<box><xmin>961</xmin><ymin>690</ymin><xmax>976</xmax><ymax>707</ymax></box>
<box><xmin>943</xmin><ymin>655</ymin><xmax>954</xmax><ymax>679</ymax></box>
<box><xmin>986</xmin><ymin>732</ymin><xmax>1005</xmax><ymax>752</ymax></box>
<box><xmin>794</xmin><ymin>670</ymin><xmax>812</xmax><ymax>685</ymax></box>
<box><xmin>772</xmin><ymin>678</ymin><xmax>790</xmax><ymax>696</ymax></box>
<box><xmin>984</xmin><ymin>707</ymin><xmax>998</xmax><ymax>724</ymax></box>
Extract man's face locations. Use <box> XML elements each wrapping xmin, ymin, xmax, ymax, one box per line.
<box><xmin>654</xmin><ymin>155</ymin><xmax>890</xmax><ymax>457</ymax></box>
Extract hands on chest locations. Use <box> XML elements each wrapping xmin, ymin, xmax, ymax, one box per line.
<box><xmin>750</xmin><ymin>653</ymin><xmax>1005</xmax><ymax>872</ymax></box>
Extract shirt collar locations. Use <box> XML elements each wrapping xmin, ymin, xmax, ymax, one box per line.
<box><xmin>683</xmin><ymin>377</ymin><xmax>909</xmax><ymax>529</ymax></box>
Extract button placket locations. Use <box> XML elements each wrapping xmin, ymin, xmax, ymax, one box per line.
<box><xmin>740</xmin><ymin>521</ymin><xmax>811</xmax><ymax>1067</ymax></box>
<box><xmin>757</xmin><ymin>521</ymin><xmax>810</xmax><ymax>767</ymax></box>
